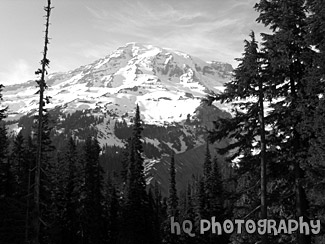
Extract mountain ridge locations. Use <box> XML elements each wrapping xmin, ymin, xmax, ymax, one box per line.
<box><xmin>3</xmin><ymin>43</ymin><xmax>233</xmax><ymax>193</ymax></box>
<box><xmin>4</xmin><ymin>42</ymin><xmax>232</xmax><ymax>124</ymax></box>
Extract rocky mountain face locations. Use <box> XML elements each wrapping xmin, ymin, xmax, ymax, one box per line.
<box><xmin>3</xmin><ymin>42</ymin><xmax>233</xmax><ymax>194</ymax></box>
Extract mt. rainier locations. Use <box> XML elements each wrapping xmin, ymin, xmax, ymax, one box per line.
<box><xmin>5</xmin><ymin>42</ymin><xmax>232</xmax><ymax>123</ymax></box>
<box><xmin>3</xmin><ymin>43</ymin><xmax>233</xmax><ymax>193</ymax></box>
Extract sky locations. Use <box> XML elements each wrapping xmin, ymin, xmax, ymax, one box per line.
<box><xmin>0</xmin><ymin>0</ymin><xmax>267</xmax><ymax>85</ymax></box>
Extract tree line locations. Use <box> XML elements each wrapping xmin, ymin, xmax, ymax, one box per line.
<box><xmin>0</xmin><ymin>102</ymin><xmax>229</xmax><ymax>244</ymax></box>
<box><xmin>1</xmin><ymin>0</ymin><xmax>325</xmax><ymax>243</ymax></box>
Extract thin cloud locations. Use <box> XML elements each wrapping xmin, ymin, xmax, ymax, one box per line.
<box><xmin>2</xmin><ymin>0</ymin><xmax>267</xmax><ymax>85</ymax></box>
<box><xmin>83</xmin><ymin>0</ymin><xmax>265</xmax><ymax>67</ymax></box>
<box><xmin>0</xmin><ymin>59</ymin><xmax>34</xmax><ymax>85</ymax></box>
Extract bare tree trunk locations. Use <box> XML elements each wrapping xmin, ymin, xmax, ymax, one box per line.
<box><xmin>259</xmin><ymin>78</ymin><xmax>268</xmax><ymax>244</ymax></box>
<box><xmin>31</xmin><ymin>1</ymin><xmax>52</xmax><ymax>243</ymax></box>
<box><xmin>290</xmin><ymin>74</ymin><xmax>310</xmax><ymax>244</ymax></box>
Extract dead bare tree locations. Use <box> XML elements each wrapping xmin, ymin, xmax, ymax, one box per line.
<box><xmin>31</xmin><ymin>1</ymin><xmax>53</xmax><ymax>243</ymax></box>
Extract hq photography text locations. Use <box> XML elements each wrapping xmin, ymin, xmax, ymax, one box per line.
<box><xmin>170</xmin><ymin>217</ymin><xmax>321</xmax><ymax>237</ymax></box>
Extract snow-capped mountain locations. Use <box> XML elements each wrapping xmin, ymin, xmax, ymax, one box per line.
<box><xmin>3</xmin><ymin>42</ymin><xmax>233</xmax><ymax>193</ymax></box>
<box><xmin>4</xmin><ymin>42</ymin><xmax>231</xmax><ymax>123</ymax></box>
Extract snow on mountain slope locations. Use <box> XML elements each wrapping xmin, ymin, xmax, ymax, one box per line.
<box><xmin>4</xmin><ymin>42</ymin><xmax>232</xmax><ymax>126</ymax></box>
<box><xmin>3</xmin><ymin>43</ymin><xmax>234</xmax><ymax>193</ymax></box>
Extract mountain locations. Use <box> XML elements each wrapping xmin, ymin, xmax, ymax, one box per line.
<box><xmin>3</xmin><ymin>42</ymin><xmax>233</xmax><ymax>194</ymax></box>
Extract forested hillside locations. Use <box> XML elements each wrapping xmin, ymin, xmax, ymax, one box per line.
<box><xmin>1</xmin><ymin>0</ymin><xmax>325</xmax><ymax>244</ymax></box>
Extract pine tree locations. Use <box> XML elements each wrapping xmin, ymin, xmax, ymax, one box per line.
<box><xmin>163</xmin><ymin>153</ymin><xmax>181</xmax><ymax>244</ymax></box>
<box><xmin>153</xmin><ymin>181</ymin><xmax>163</xmax><ymax>244</ymax></box>
<box><xmin>207</xmin><ymin>31</ymin><xmax>268</xmax><ymax>243</ymax></box>
<box><xmin>196</xmin><ymin>176</ymin><xmax>208</xmax><ymax>244</ymax></box>
<box><xmin>210</xmin><ymin>156</ymin><xmax>229</xmax><ymax>244</ymax></box>
<box><xmin>54</xmin><ymin>137</ymin><xmax>82</xmax><ymax>244</ymax></box>
<box><xmin>302</xmin><ymin>1</ymin><xmax>325</xmax><ymax>242</ymax></box>
<box><xmin>11</xmin><ymin>131</ymin><xmax>27</xmax><ymax>196</ymax></box>
<box><xmin>0</xmin><ymin>87</ymin><xmax>28</xmax><ymax>243</ymax></box>
<box><xmin>105</xmin><ymin>175</ymin><xmax>119</xmax><ymax>244</ymax></box>
<box><xmin>121</xmin><ymin>104</ymin><xmax>154</xmax><ymax>244</ymax></box>
<box><xmin>255</xmin><ymin>1</ymin><xmax>314</xmax><ymax>243</ymax></box>
<box><xmin>25</xmin><ymin>135</ymin><xmax>36</xmax><ymax>243</ymax></box>
<box><xmin>34</xmin><ymin>113</ymin><xmax>56</xmax><ymax>243</ymax></box>
<box><xmin>182</xmin><ymin>183</ymin><xmax>196</xmax><ymax>244</ymax></box>
<box><xmin>209</xmin><ymin>157</ymin><xmax>223</xmax><ymax>215</ymax></box>
<box><xmin>147</xmin><ymin>188</ymin><xmax>161</xmax><ymax>244</ymax></box>
<box><xmin>0</xmin><ymin>87</ymin><xmax>15</xmax><ymax>242</ymax></box>
<box><xmin>81</xmin><ymin>136</ymin><xmax>105</xmax><ymax>244</ymax></box>
<box><xmin>167</xmin><ymin>153</ymin><xmax>178</xmax><ymax>218</ymax></box>
<box><xmin>7</xmin><ymin>132</ymin><xmax>31</xmax><ymax>242</ymax></box>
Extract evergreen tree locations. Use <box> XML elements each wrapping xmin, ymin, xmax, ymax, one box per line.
<box><xmin>11</xmin><ymin>132</ymin><xmax>27</xmax><ymax>197</ymax></box>
<box><xmin>153</xmin><ymin>181</ymin><xmax>163</xmax><ymax>244</ymax></box>
<box><xmin>147</xmin><ymin>188</ymin><xmax>161</xmax><ymax>244</ymax></box>
<box><xmin>105</xmin><ymin>177</ymin><xmax>119</xmax><ymax>244</ymax></box>
<box><xmin>181</xmin><ymin>183</ymin><xmax>196</xmax><ymax>244</ymax></box>
<box><xmin>64</xmin><ymin>138</ymin><xmax>80</xmax><ymax>242</ymax></box>
<box><xmin>167</xmin><ymin>153</ymin><xmax>178</xmax><ymax>218</ymax></box>
<box><xmin>120</xmin><ymin>104</ymin><xmax>153</xmax><ymax>244</ymax></box>
<box><xmin>302</xmin><ymin>1</ymin><xmax>325</xmax><ymax>242</ymax></box>
<box><xmin>196</xmin><ymin>176</ymin><xmax>208</xmax><ymax>244</ymax></box>
<box><xmin>81</xmin><ymin>136</ymin><xmax>105</xmax><ymax>244</ymax></box>
<box><xmin>207</xmin><ymin>31</ymin><xmax>268</xmax><ymax>243</ymax></box>
<box><xmin>209</xmin><ymin>157</ymin><xmax>223</xmax><ymax>216</ymax></box>
<box><xmin>255</xmin><ymin>1</ymin><xmax>315</xmax><ymax>243</ymax></box>
<box><xmin>0</xmin><ymin>86</ymin><xmax>28</xmax><ymax>243</ymax></box>
<box><xmin>24</xmin><ymin>135</ymin><xmax>36</xmax><ymax>243</ymax></box>
<box><xmin>8</xmin><ymin>132</ymin><xmax>31</xmax><ymax>243</ymax></box>
<box><xmin>54</xmin><ymin>137</ymin><xmax>83</xmax><ymax>244</ymax></box>
<box><xmin>209</xmin><ymin>157</ymin><xmax>229</xmax><ymax>244</ymax></box>
<box><xmin>34</xmin><ymin>113</ymin><xmax>56</xmax><ymax>243</ymax></box>
<box><xmin>163</xmin><ymin>152</ymin><xmax>181</xmax><ymax>244</ymax></box>
<box><xmin>0</xmin><ymin>88</ymin><xmax>16</xmax><ymax>242</ymax></box>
